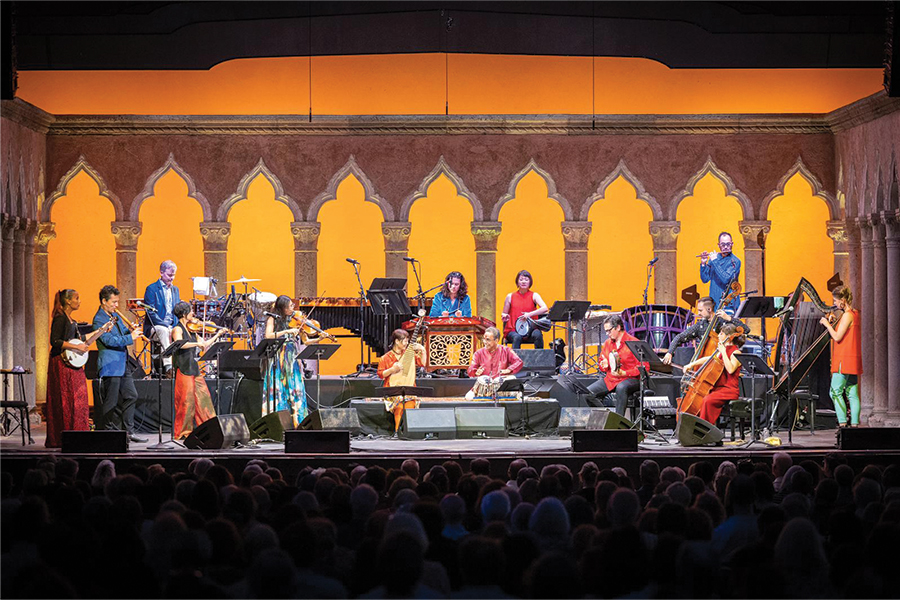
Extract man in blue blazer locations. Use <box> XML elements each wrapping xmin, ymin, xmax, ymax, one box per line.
<box><xmin>94</xmin><ymin>285</ymin><xmax>146</xmax><ymax>442</ymax></box>
<box><xmin>142</xmin><ymin>259</ymin><xmax>180</xmax><ymax>376</ymax></box>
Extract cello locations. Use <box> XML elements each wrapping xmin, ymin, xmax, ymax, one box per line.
<box><xmin>677</xmin><ymin>324</ymin><xmax>746</xmax><ymax>416</ymax></box>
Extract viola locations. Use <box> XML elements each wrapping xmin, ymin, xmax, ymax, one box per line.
<box><xmin>290</xmin><ymin>311</ymin><xmax>337</xmax><ymax>343</ymax></box>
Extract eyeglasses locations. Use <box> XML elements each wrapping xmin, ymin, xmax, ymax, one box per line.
<box><xmin>603</xmin><ymin>328</ymin><xmax>613</xmax><ymax>334</ymax></box>
<box><xmin>719</xmin><ymin>242</ymin><xmax>733</xmax><ymax>247</ymax></box>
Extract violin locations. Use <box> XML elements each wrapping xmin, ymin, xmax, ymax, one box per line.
<box><xmin>289</xmin><ymin>311</ymin><xmax>337</xmax><ymax>343</ymax></box>
<box><xmin>186</xmin><ymin>318</ymin><xmax>230</xmax><ymax>336</ymax></box>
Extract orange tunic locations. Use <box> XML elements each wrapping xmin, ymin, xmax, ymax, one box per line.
<box><xmin>831</xmin><ymin>309</ymin><xmax>862</xmax><ymax>375</ymax></box>
<box><xmin>377</xmin><ymin>349</ymin><xmax>425</xmax><ymax>433</ymax></box>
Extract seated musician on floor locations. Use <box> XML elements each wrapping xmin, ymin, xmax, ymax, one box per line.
<box><xmin>586</xmin><ymin>315</ymin><xmax>644</xmax><ymax>416</ymax></box>
<box><xmin>501</xmin><ymin>269</ymin><xmax>549</xmax><ymax>349</ymax></box>
<box><xmin>465</xmin><ymin>326</ymin><xmax>523</xmax><ymax>400</ymax></box>
<box><xmin>680</xmin><ymin>323</ymin><xmax>745</xmax><ymax>424</ymax></box>
<box><xmin>377</xmin><ymin>329</ymin><xmax>427</xmax><ymax>433</ymax></box>
<box><xmin>662</xmin><ymin>296</ymin><xmax>750</xmax><ymax>365</ymax></box>
<box><xmin>429</xmin><ymin>271</ymin><xmax>472</xmax><ymax>317</ymax></box>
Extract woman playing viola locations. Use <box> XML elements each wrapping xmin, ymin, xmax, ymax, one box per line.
<box><xmin>264</xmin><ymin>295</ymin><xmax>307</xmax><ymax>427</ymax></box>
<box><xmin>681</xmin><ymin>323</ymin><xmax>745</xmax><ymax>425</ymax></box>
<box><xmin>171</xmin><ymin>301</ymin><xmax>225</xmax><ymax>439</ymax></box>
<box><xmin>819</xmin><ymin>286</ymin><xmax>861</xmax><ymax>427</ymax></box>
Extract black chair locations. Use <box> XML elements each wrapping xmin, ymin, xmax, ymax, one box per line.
<box><xmin>1</xmin><ymin>370</ymin><xmax>33</xmax><ymax>445</ymax></box>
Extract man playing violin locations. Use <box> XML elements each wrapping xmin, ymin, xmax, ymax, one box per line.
<box><xmin>501</xmin><ymin>270</ymin><xmax>549</xmax><ymax>349</ymax></box>
<box><xmin>586</xmin><ymin>315</ymin><xmax>643</xmax><ymax>417</ymax></box>
<box><xmin>142</xmin><ymin>260</ymin><xmax>181</xmax><ymax>378</ymax></box>
<box><xmin>662</xmin><ymin>296</ymin><xmax>750</xmax><ymax>365</ymax></box>
<box><xmin>93</xmin><ymin>285</ymin><xmax>147</xmax><ymax>443</ymax></box>
<box><xmin>680</xmin><ymin>323</ymin><xmax>745</xmax><ymax>425</ymax></box>
<box><xmin>700</xmin><ymin>232</ymin><xmax>741</xmax><ymax>315</ymax></box>
<box><xmin>170</xmin><ymin>301</ymin><xmax>225</xmax><ymax>439</ymax></box>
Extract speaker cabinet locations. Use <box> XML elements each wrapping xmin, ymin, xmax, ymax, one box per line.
<box><xmin>675</xmin><ymin>413</ymin><xmax>724</xmax><ymax>447</ymax></box>
<box><xmin>284</xmin><ymin>430</ymin><xmax>350</xmax><ymax>454</ymax></box>
<box><xmin>455</xmin><ymin>407</ymin><xmax>507</xmax><ymax>439</ymax></box>
<box><xmin>838</xmin><ymin>427</ymin><xmax>900</xmax><ymax>450</ymax></box>
<box><xmin>558</xmin><ymin>407</ymin><xmax>608</xmax><ymax>435</ymax></box>
<box><xmin>249</xmin><ymin>410</ymin><xmax>294</xmax><ymax>442</ymax></box>
<box><xmin>572</xmin><ymin>429</ymin><xmax>639</xmax><ymax>452</ymax></box>
<box><xmin>61</xmin><ymin>430</ymin><xmax>128</xmax><ymax>453</ymax></box>
<box><xmin>299</xmin><ymin>409</ymin><xmax>360</xmax><ymax>436</ymax></box>
<box><xmin>401</xmin><ymin>408</ymin><xmax>457</xmax><ymax>440</ymax></box>
<box><xmin>183</xmin><ymin>414</ymin><xmax>250</xmax><ymax>449</ymax></box>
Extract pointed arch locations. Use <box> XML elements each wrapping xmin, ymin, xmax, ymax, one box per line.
<box><xmin>42</xmin><ymin>155</ymin><xmax>124</xmax><ymax>221</ymax></box>
<box><xmin>217</xmin><ymin>158</ymin><xmax>302</xmax><ymax>221</ymax></box>
<box><xmin>491</xmin><ymin>159</ymin><xmax>574</xmax><ymax>221</ymax></box>
<box><xmin>130</xmin><ymin>153</ymin><xmax>212</xmax><ymax>221</ymax></box>
<box><xmin>579</xmin><ymin>159</ymin><xmax>663</xmax><ymax>220</ymax></box>
<box><xmin>399</xmin><ymin>156</ymin><xmax>482</xmax><ymax>221</ymax></box>
<box><xmin>761</xmin><ymin>157</ymin><xmax>838</xmax><ymax>220</ymax></box>
<box><xmin>669</xmin><ymin>156</ymin><xmax>753</xmax><ymax>220</ymax></box>
<box><xmin>889</xmin><ymin>149</ymin><xmax>900</xmax><ymax>211</ymax></box>
<box><xmin>307</xmin><ymin>155</ymin><xmax>394</xmax><ymax>222</ymax></box>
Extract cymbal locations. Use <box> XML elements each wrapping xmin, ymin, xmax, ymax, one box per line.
<box><xmin>225</xmin><ymin>276</ymin><xmax>262</xmax><ymax>284</ymax></box>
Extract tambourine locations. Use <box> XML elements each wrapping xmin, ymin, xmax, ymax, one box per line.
<box><xmin>608</xmin><ymin>351</ymin><xmax>620</xmax><ymax>373</ymax></box>
<box><xmin>515</xmin><ymin>316</ymin><xmax>552</xmax><ymax>337</ymax></box>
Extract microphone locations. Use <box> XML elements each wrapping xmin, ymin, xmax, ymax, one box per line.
<box><xmin>773</xmin><ymin>305</ymin><xmax>794</xmax><ymax>318</ymax></box>
<box><xmin>346</xmin><ymin>258</ymin><xmax>359</xmax><ymax>265</ymax></box>
<box><xmin>137</xmin><ymin>301</ymin><xmax>157</xmax><ymax>313</ymax></box>
<box><xmin>263</xmin><ymin>311</ymin><xmax>280</xmax><ymax>319</ymax></box>
<box><xmin>648</xmin><ymin>257</ymin><xmax>659</xmax><ymax>266</ymax></box>
<box><xmin>403</xmin><ymin>257</ymin><xmax>417</xmax><ymax>263</ymax></box>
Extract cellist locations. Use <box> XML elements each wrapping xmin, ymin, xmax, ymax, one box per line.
<box><xmin>680</xmin><ymin>323</ymin><xmax>745</xmax><ymax>424</ymax></box>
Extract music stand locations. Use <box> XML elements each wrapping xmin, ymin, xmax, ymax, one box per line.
<box><xmin>366</xmin><ymin>280</ymin><xmax>411</xmax><ymax>354</ymax></box>
<box><xmin>199</xmin><ymin>341</ymin><xmax>235</xmax><ymax>414</ymax></box>
<box><xmin>252</xmin><ymin>338</ymin><xmax>286</xmax><ymax>416</ymax></box>
<box><xmin>735</xmin><ymin>353</ymin><xmax>775</xmax><ymax>448</ymax></box>
<box><xmin>148</xmin><ymin>339</ymin><xmax>187</xmax><ymax>450</ymax></box>
<box><xmin>296</xmin><ymin>344</ymin><xmax>341</xmax><ymax>411</ymax></box>
<box><xmin>624</xmin><ymin>339</ymin><xmax>670</xmax><ymax>443</ymax></box>
<box><xmin>548</xmin><ymin>300</ymin><xmax>591</xmax><ymax>374</ymax></box>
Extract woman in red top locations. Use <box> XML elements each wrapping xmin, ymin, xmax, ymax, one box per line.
<box><xmin>501</xmin><ymin>270</ymin><xmax>549</xmax><ymax>349</ymax></box>
<box><xmin>681</xmin><ymin>323</ymin><xmax>744</xmax><ymax>424</ymax></box>
<box><xmin>819</xmin><ymin>286</ymin><xmax>861</xmax><ymax>427</ymax></box>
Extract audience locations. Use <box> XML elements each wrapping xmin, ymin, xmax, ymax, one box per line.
<box><xmin>2</xmin><ymin>453</ymin><xmax>897</xmax><ymax>599</ymax></box>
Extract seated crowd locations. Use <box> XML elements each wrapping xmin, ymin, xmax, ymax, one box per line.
<box><xmin>2</xmin><ymin>452</ymin><xmax>899</xmax><ymax>598</ymax></box>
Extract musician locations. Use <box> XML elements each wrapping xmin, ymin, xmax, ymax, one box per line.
<box><xmin>377</xmin><ymin>329</ymin><xmax>426</xmax><ymax>433</ymax></box>
<box><xmin>263</xmin><ymin>295</ymin><xmax>307</xmax><ymax>427</ymax></box>
<box><xmin>465</xmin><ymin>326</ymin><xmax>523</xmax><ymax>400</ymax></box>
<box><xmin>429</xmin><ymin>271</ymin><xmax>472</xmax><ymax>317</ymax></box>
<box><xmin>45</xmin><ymin>289</ymin><xmax>112</xmax><ymax>448</ymax></box>
<box><xmin>501</xmin><ymin>270</ymin><xmax>549</xmax><ymax>349</ymax></box>
<box><xmin>662</xmin><ymin>296</ymin><xmax>750</xmax><ymax>365</ymax></box>
<box><xmin>142</xmin><ymin>260</ymin><xmax>181</xmax><ymax>377</ymax></box>
<box><xmin>93</xmin><ymin>285</ymin><xmax>146</xmax><ymax>443</ymax></box>
<box><xmin>171</xmin><ymin>301</ymin><xmax>224</xmax><ymax>439</ymax></box>
<box><xmin>820</xmin><ymin>286</ymin><xmax>861</xmax><ymax>427</ymax></box>
<box><xmin>680</xmin><ymin>323</ymin><xmax>744</xmax><ymax>424</ymax></box>
<box><xmin>586</xmin><ymin>315</ymin><xmax>643</xmax><ymax>417</ymax></box>
<box><xmin>700</xmin><ymin>232</ymin><xmax>741</xmax><ymax>315</ymax></box>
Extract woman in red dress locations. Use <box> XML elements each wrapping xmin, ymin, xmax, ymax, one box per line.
<box><xmin>45</xmin><ymin>289</ymin><xmax>112</xmax><ymax>447</ymax></box>
<box><xmin>681</xmin><ymin>323</ymin><xmax>745</xmax><ymax>424</ymax></box>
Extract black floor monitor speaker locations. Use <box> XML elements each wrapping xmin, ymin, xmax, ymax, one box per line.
<box><xmin>284</xmin><ymin>430</ymin><xmax>350</xmax><ymax>454</ymax></box>
<box><xmin>299</xmin><ymin>409</ymin><xmax>360</xmax><ymax>436</ymax></box>
<box><xmin>61</xmin><ymin>430</ymin><xmax>128</xmax><ymax>453</ymax></box>
<box><xmin>401</xmin><ymin>408</ymin><xmax>457</xmax><ymax>440</ymax></box>
<box><xmin>558</xmin><ymin>407</ymin><xmax>610</xmax><ymax>435</ymax></box>
<box><xmin>455</xmin><ymin>407</ymin><xmax>507</xmax><ymax>438</ymax></box>
<box><xmin>675</xmin><ymin>413</ymin><xmax>724</xmax><ymax>447</ymax></box>
<box><xmin>838</xmin><ymin>427</ymin><xmax>900</xmax><ymax>450</ymax></box>
<box><xmin>183</xmin><ymin>414</ymin><xmax>251</xmax><ymax>449</ymax></box>
<box><xmin>249</xmin><ymin>410</ymin><xmax>294</xmax><ymax>442</ymax></box>
<box><xmin>572</xmin><ymin>429</ymin><xmax>639</xmax><ymax>452</ymax></box>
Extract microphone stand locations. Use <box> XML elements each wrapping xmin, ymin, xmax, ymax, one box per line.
<box><xmin>642</xmin><ymin>261</ymin><xmax>655</xmax><ymax>346</ymax></box>
<box><xmin>350</xmin><ymin>261</ymin><xmax>367</xmax><ymax>377</ymax></box>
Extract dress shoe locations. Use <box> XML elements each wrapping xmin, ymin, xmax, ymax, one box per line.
<box><xmin>128</xmin><ymin>433</ymin><xmax>148</xmax><ymax>443</ymax></box>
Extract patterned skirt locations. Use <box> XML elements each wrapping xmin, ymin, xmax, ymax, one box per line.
<box><xmin>174</xmin><ymin>372</ymin><xmax>217</xmax><ymax>440</ymax></box>
<box><xmin>45</xmin><ymin>354</ymin><xmax>90</xmax><ymax>448</ymax></box>
<box><xmin>263</xmin><ymin>339</ymin><xmax>307</xmax><ymax>427</ymax></box>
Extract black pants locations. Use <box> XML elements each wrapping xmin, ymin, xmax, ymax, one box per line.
<box><xmin>506</xmin><ymin>329</ymin><xmax>544</xmax><ymax>349</ymax></box>
<box><xmin>586</xmin><ymin>377</ymin><xmax>640</xmax><ymax>417</ymax></box>
<box><xmin>99</xmin><ymin>375</ymin><xmax>138</xmax><ymax>433</ymax></box>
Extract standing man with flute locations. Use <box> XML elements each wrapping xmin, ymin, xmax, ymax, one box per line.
<box><xmin>700</xmin><ymin>232</ymin><xmax>741</xmax><ymax>315</ymax></box>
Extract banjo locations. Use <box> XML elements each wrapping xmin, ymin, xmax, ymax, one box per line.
<box><xmin>62</xmin><ymin>315</ymin><xmax>115</xmax><ymax>368</ymax></box>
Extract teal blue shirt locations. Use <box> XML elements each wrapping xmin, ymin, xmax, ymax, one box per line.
<box><xmin>429</xmin><ymin>293</ymin><xmax>472</xmax><ymax>317</ymax></box>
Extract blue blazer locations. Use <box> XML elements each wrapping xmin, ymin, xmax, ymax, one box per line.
<box><xmin>143</xmin><ymin>279</ymin><xmax>180</xmax><ymax>335</ymax></box>
<box><xmin>93</xmin><ymin>307</ymin><xmax>135</xmax><ymax>378</ymax></box>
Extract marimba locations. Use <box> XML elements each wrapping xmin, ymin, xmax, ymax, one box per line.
<box><xmin>401</xmin><ymin>316</ymin><xmax>495</xmax><ymax>370</ymax></box>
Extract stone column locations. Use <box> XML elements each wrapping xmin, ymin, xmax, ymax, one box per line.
<box><xmin>870</xmin><ymin>215</ymin><xmax>889</xmax><ymax>425</ymax></box>
<box><xmin>110</xmin><ymin>221</ymin><xmax>142</xmax><ymax>304</ymax></box>
<box><xmin>738</xmin><ymin>220</ymin><xmax>771</xmax><ymax>295</ymax></box>
<box><xmin>33</xmin><ymin>222</ymin><xmax>55</xmax><ymax>407</ymax></box>
<box><xmin>199</xmin><ymin>221</ymin><xmax>231</xmax><ymax>286</ymax></box>
<box><xmin>291</xmin><ymin>222</ymin><xmax>320</xmax><ymax>298</ymax></box>
<box><xmin>884</xmin><ymin>211</ymin><xmax>900</xmax><ymax>422</ymax></box>
<box><xmin>826</xmin><ymin>220</ymin><xmax>849</xmax><ymax>283</ymax></box>
<box><xmin>561</xmin><ymin>221</ymin><xmax>591</xmax><ymax>300</ymax></box>
<box><xmin>857</xmin><ymin>217</ymin><xmax>875</xmax><ymax>424</ymax></box>
<box><xmin>845</xmin><ymin>219</ymin><xmax>862</xmax><ymax>300</ymax></box>
<box><xmin>12</xmin><ymin>220</ymin><xmax>33</xmax><ymax>407</ymax></box>
<box><xmin>382</xmin><ymin>222</ymin><xmax>412</xmax><ymax>281</ymax></box>
<box><xmin>648</xmin><ymin>220</ymin><xmax>680</xmax><ymax>304</ymax></box>
<box><xmin>472</xmin><ymin>221</ymin><xmax>502</xmax><ymax>323</ymax></box>
<box><xmin>1</xmin><ymin>215</ymin><xmax>18</xmax><ymax>369</ymax></box>
<box><xmin>23</xmin><ymin>220</ymin><xmax>37</xmax><ymax>408</ymax></box>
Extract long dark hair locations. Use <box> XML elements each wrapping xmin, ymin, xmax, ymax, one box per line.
<box><xmin>441</xmin><ymin>271</ymin><xmax>468</xmax><ymax>299</ymax></box>
<box><xmin>53</xmin><ymin>289</ymin><xmax>76</xmax><ymax>317</ymax></box>
<box><xmin>274</xmin><ymin>295</ymin><xmax>293</xmax><ymax>316</ymax></box>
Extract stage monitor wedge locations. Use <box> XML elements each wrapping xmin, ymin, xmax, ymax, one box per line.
<box><xmin>300</xmin><ymin>409</ymin><xmax>360</xmax><ymax>436</ymax></box>
<box><xmin>675</xmin><ymin>413</ymin><xmax>724</xmax><ymax>447</ymax></box>
<box><xmin>183</xmin><ymin>414</ymin><xmax>251</xmax><ymax>449</ymax></box>
<box><xmin>455</xmin><ymin>407</ymin><xmax>507</xmax><ymax>438</ymax></box>
<box><xmin>249</xmin><ymin>409</ymin><xmax>294</xmax><ymax>442</ymax></box>
<box><xmin>401</xmin><ymin>408</ymin><xmax>457</xmax><ymax>440</ymax></box>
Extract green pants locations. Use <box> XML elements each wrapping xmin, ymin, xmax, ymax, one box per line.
<box><xmin>830</xmin><ymin>371</ymin><xmax>860</xmax><ymax>426</ymax></box>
